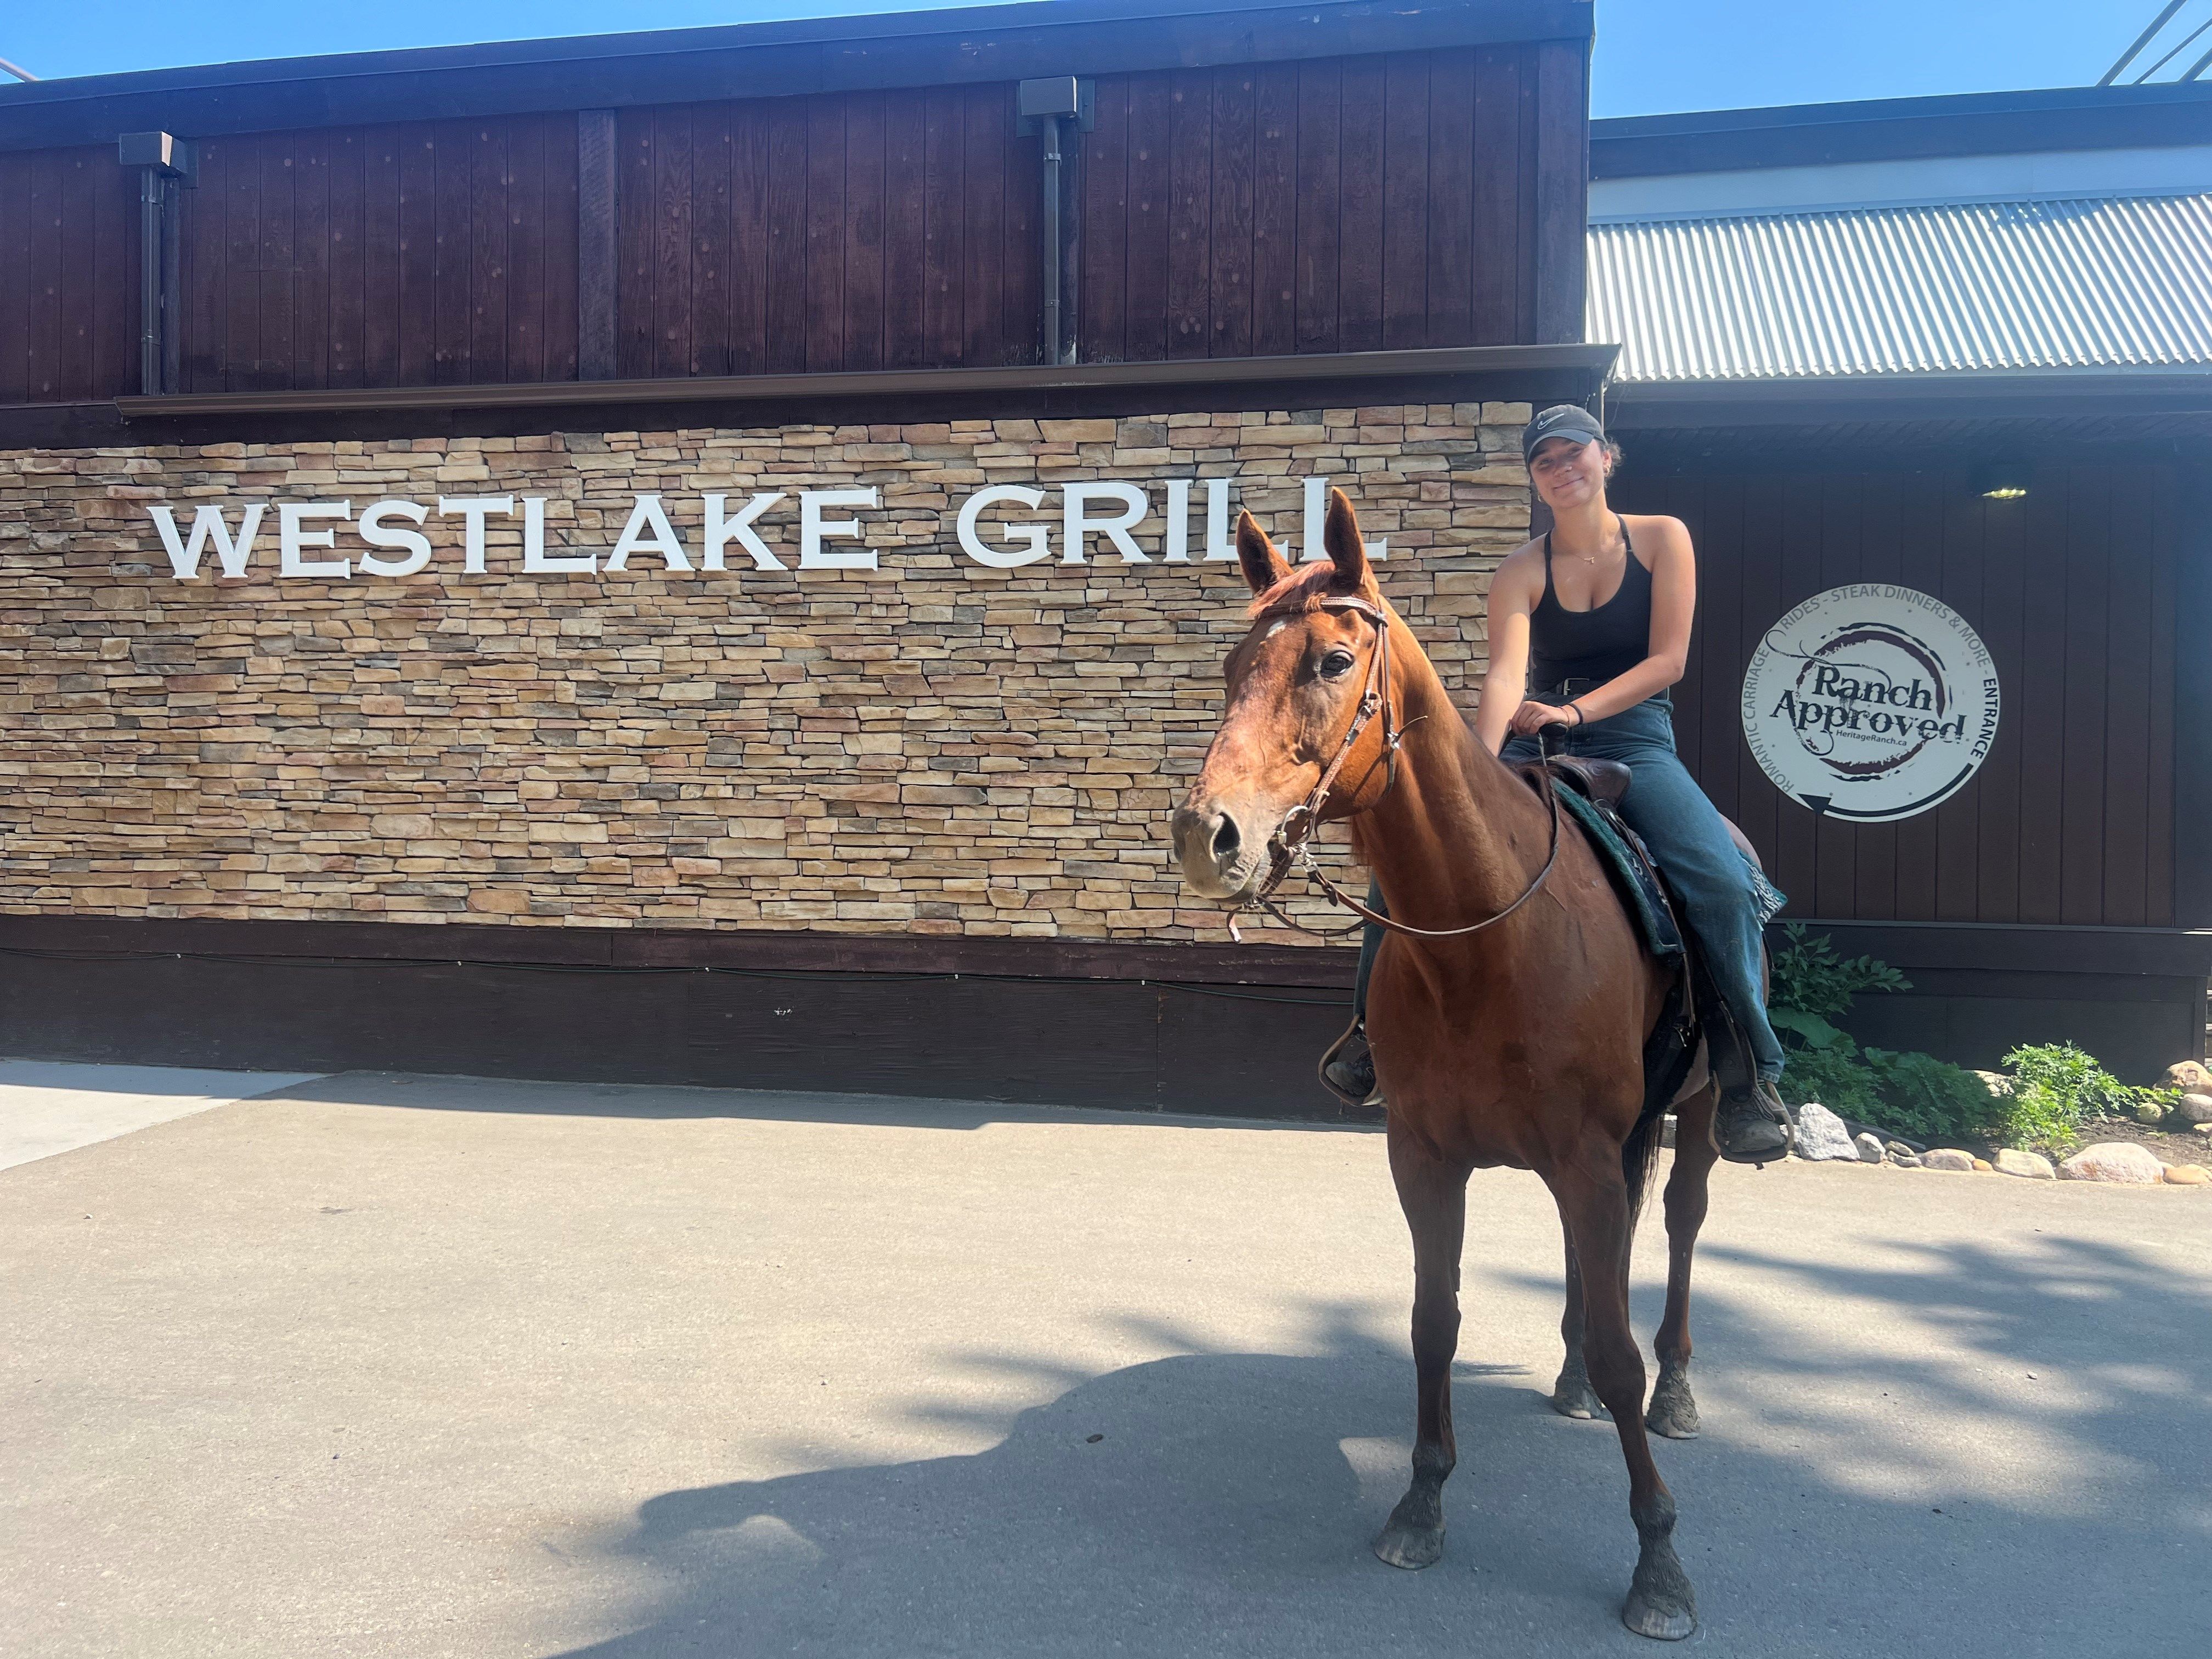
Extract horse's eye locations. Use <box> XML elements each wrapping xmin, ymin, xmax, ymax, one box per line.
<box><xmin>1319</xmin><ymin>650</ymin><xmax>1357</xmax><ymax>680</ymax></box>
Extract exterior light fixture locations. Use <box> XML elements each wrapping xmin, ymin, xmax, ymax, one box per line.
<box><xmin>1974</xmin><ymin>459</ymin><xmax>2033</xmax><ymax>500</ymax></box>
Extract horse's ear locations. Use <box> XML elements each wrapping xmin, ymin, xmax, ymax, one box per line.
<box><xmin>1324</xmin><ymin>488</ymin><xmax>1375</xmax><ymax>594</ymax></box>
<box><xmin>1235</xmin><ymin>510</ymin><xmax>1291</xmax><ymax>595</ymax></box>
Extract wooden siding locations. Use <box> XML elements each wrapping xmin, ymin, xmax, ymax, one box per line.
<box><xmin>1616</xmin><ymin>463</ymin><xmax>2180</xmax><ymax>930</ymax></box>
<box><xmin>610</xmin><ymin>85</ymin><xmax>1041</xmax><ymax>377</ymax></box>
<box><xmin>0</xmin><ymin>41</ymin><xmax>1583</xmax><ymax>402</ymax></box>
<box><xmin>173</xmin><ymin>116</ymin><xmax>582</xmax><ymax>394</ymax></box>
<box><xmin>0</xmin><ymin>145</ymin><xmax>139</xmax><ymax>402</ymax></box>
<box><xmin>1077</xmin><ymin>42</ymin><xmax>1582</xmax><ymax>360</ymax></box>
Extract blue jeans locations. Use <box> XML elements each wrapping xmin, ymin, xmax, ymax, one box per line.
<box><xmin>1353</xmin><ymin>696</ymin><xmax>1785</xmax><ymax>1084</ymax></box>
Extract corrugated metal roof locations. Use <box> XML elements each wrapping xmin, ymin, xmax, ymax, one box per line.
<box><xmin>1588</xmin><ymin>194</ymin><xmax>2212</xmax><ymax>383</ymax></box>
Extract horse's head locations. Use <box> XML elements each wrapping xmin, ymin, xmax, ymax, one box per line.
<box><xmin>1171</xmin><ymin>488</ymin><xmax>1397</xmax><ymax>901</ymax></box>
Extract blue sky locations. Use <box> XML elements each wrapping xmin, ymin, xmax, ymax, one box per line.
<box><xmin>0</xmin><ymin>1</ymin><xmax>2169</xmax><ymax>116</ymax></box>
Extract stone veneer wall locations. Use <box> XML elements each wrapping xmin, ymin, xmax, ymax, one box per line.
<box><xmin>0</xmin><ymin>402</ymin><xmax>1533</xmax><ymax>943</ymax></box>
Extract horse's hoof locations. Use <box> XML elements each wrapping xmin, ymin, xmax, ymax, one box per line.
<box><xmin>1550</xmin><ymin>1376</ymin><xmax>1605</xmax><ymax>1420</ymax></box>
<box><xmin>1622</xmin><ymin>1592</ymin><xmax>1697</xmax><ymax>1641</ymax></box>
<box><xmin>1644</xmin><ymin>1368</ymin><xmax>1701</xmax><ymax>1440</ymax></box>
<box><xmin>1372</xmin><ymin>1522</ymin><xmax>1445</xmax><ymax>1570</ymax></box>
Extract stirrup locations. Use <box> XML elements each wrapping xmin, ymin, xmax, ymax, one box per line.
<box><xmin>1319</xmin><ymin>1019</ymin><xmax>1383</xmax><ymax>1110</ymax></box>
<box><xmin>1714</xmin><ymin>1081</ymin><xmax>1793</xmax><ymax>1168</ymax></box>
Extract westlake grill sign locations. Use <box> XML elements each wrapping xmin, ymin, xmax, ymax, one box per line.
<box><xmin>1741</xmin><ymin>585</ymin><xmax>2000</xmax><ymax>823</ymax></box>
<box><xmin>138</xmin><ymin>476</ymin><xmax>1384</xmax><ymax>581</ymax></box>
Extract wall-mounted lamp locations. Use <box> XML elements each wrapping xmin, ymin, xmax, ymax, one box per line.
<box><xmin>1974</xmin><ymin>459</ymin><xmax>2033</xmax><ymax>500</ymax></box>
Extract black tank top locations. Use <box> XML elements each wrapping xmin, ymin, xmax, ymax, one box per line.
<box><xmin>1528</xmin><ymin>520</ymin><xmax>1654</xmax><ymax>691</ymax></box>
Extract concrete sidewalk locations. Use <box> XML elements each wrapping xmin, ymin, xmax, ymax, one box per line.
<box><xmin>2</xmin><ymin>1068</ymin><xmax>2206</xmax><ymax>1657</ymax></box>
<box><xmin>0</xmin><ymin>1058</ymin><xmax>325</xmax><ymax>1171</ymax></box>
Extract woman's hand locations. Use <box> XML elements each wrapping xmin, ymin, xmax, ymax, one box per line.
<box><xmin>1509</xmin><ymin>699</ymin><xmax>1579</xmax><ymax>736</ymax></box>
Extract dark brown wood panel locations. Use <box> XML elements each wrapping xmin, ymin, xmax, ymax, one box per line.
<box><xmin>0</xmin><ymin>145</ymin><xmax>133</xmax><ymax>401</ymax></box>
<box><xmin>1622</xmin><ymin>461</ymin><xmax>2182</xmax><ymax>930</ymax></box>
<box><xmin>167</xmin><ymin>115</ymin><xmax>577</xmax><ymax>395</ymax></box>
<box><xmin>1250</xmin><ymin>62</ymin><xmax>1299</xmax><ymax>358</ymax></box>
<box><xmin>1075</xmin><ymin>42</ymin><xmax>1566</xmax><ymax>364</ymax></box>
<box><xmin>7</xmin><ymin>41</ymin><xmax>1579</xmax><ymax>403</ymax></box>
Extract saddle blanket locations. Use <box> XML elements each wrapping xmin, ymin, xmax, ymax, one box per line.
<box><xmin>1550</xmin><ymin>785</ymin><xmax>1686</xmax><ymax>963</ymax></box>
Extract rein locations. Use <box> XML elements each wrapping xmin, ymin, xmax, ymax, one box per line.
<box><xmin>1228</xmin><ymin>594</ymin><xmax>1564</xmax><ymax>944</ymax></box>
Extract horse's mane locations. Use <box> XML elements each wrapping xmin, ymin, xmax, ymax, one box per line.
<box><xmin>1244</xmin><ymin>562</ymin><xmax>1362</xmax><ymax>619</ymax></box>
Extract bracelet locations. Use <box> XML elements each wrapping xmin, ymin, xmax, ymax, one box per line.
<box><xmin>1567</xmin><ymin>701</ymin><xmax>1587</xmax><ymax>726</ymax></box>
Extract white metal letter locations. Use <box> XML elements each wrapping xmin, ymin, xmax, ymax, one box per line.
<box><xmin>278</xmin><ymin>501</ymin><xmax>352</xmax><ymax>578</ymax></box>
<box><xmin>1291</xmin><ymin>475</ymin><xmax>1384</xmax><ymax>562</ymax></box>
<box><xmin>702</xmin><ymin>491</ymin><xmax>787</xmax><ymax>571</ymax></box>
<box><xmin>357</xmin><ymin>500</ymin><xmax>433</xmax><ymax>577</ymax></box>
<box><xmin>520</xmin><ymin>496</ymin><xmax>594</xmax><ymax>573</ymax></box>
<box><xmin>605</xmin><ymin>494</ymin><xmax>692</xmax><ymax>572</ymax></box>
<box><xmin>146</xmin><ymin>502</ymin><xmax>264</xmax><ymax>580</ymax></box>
<box><xmin>1062</xmin><ymin>481</ymin><xmax>1149</xmax><ymax>563</ymax></box>
<box><xmin>437</xmin><ymin>495</ymin><xmax>516</xmax><ymax>574</ymax></box>
<box><xmin>1203</xmin><ymin>478</ymin><xmax>1237</xmax><ymax>561</ymax></box>
<box><xmin>798</xmin><ymin>488</ymin><xmax>879</xmax><ymax>570</ymax></box>
<box><xmin>1162</xmin><ymin>479</ymin><xmax>1192</xmax><ymax>562</ymax></box>
<box><xmin>956</xmin><ymin>486</ymin><xmax>1052</xmax><ymax>568</ymax></box>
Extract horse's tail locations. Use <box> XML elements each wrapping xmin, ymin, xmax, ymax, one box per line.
<box><xmin>1621</xmin><ymin>1096</ymin><xmax>1668</xmax><ymax>1228</ymax></box>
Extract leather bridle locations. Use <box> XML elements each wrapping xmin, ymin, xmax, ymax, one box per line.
<box><xmin>1227</xmin><ymin>592</ymin><xmax>1563</xmax><ymax>944</ymax></box>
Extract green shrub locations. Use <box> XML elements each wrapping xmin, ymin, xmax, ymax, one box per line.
<box><xmin>1862</xmin><ymin>1047</ymin><xmax>2006</xmax><ymax>1144</ymax></box>
<box><xmin>1777</xmin><ymin>1043</ymin><xmax>1887</xmax><ymax>1123</ymax></box>
<box><xmin>1770</xmin><ymin>923</ymin><xmax>1912</xmax><ymax>1022</ymax></box>
<box><xmin>2002</xmin><ymin>1081</ymin><xmax>2084</xmax><ymax>1158</ymax></box>
<box><xmin>1995</xmin><ymin>1042</ymin><xmax>2153</xmax><ymax>1156</ymax></box>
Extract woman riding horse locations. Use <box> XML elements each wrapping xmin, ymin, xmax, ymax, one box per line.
<box><xmin>1324</xmin><ymin>405</ymin><xmax>1793</xmax><ymax>1164</ymax></box>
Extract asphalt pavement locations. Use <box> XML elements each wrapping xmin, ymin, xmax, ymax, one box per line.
<box><xmin>3</xmin><ymin>1065</ymin><xmax>2206</xmax><ymax>1657</ymax></box>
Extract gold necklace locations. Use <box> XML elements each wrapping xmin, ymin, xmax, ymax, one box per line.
<box><xmin>1564</xmin><ymin>517</ymin><xmax>1625</xmax><ymax>566</ymax></box>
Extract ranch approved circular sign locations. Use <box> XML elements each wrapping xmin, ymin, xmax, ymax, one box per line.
<box><xmin>1741</xmin><ymin>585</ymin><xmax>2000</xmax><ymax>822</ymax></box>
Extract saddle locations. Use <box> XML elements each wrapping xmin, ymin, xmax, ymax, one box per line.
<box><xmin>1544</xmin><ymin>755</ymin><xmax>1632</xmax><ymax>811</ymax></box>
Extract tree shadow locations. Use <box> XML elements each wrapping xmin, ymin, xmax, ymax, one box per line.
<box><xmin>549</xmin><ymin>1239</ymin><xmax>2211</xmax><ymax>1658</ymax></box>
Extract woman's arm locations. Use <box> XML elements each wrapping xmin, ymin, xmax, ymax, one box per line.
<box><xmin>1508</xmin><ymin>516</ymin><xmax>1695</xmax><ymax>735</ymax></box>
<box><xmin>1474</xmin><ymin>551</ymin><xmax>1540</xmax><ymax>754</ymax></box>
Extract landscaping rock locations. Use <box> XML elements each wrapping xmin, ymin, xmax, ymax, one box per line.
<box><xmin>1792</xmin><ymin>1102</ymin><xmax>1860</xmax><ymax>1162</ymax></box>
<box><xmin>1972</xmin><ymin>1158</ymin><xmax>1994</xmax><ymax>1171</ymax></box>
<box><xmin>2163</xmin><ymin>1061</ymin><xmax>2212</xmax><ymax>1093</ymax></box>
<box><xmin>1994</xmin><ymin>1148</ymin><xmax>2056</xmax><ymax>1180</ymax></box>
<box><xmin>2197</xmin><ymin>1122</ymin><xmax>2212</xmax><ymax>1137</ymax></box>
<box><xmin>1854</xmin><ymin>1132</ymin><xmax>1886</xmax><ymax>1164</ymax></box>
<box><xmin>2057</xmin><ymin>1142</ymin><xmax>2166</xmax><ymax>1185</ymax></box>
<box><xmin>1886</xmin><ymin>1142</ymin><xmax>1923</xmax><ymax>1168</ymax></box>
<box><xmin>1974</xmin><ymin>1070</ymin><xmax>2014</xmax><ymax>1097</ymax></box>
<box><xmin>2133</xmin><ymin>1096</ymin><xmax>2173</xmax><ymax>1126</ymax></box>
<box><xmin>2165</xmin><ymin>1164</ymin><xmax>2209</xmax><ymax>1186</ymax></box>
<box><xmin>1923</xmin><ymin>1149</ymin><xmax>1976</xmax><ymax>1172</ymax></box>
<box><xmin>2174</xmin><ymin>1093</ymin><xmax>2212</xmax><ymax>1126</ymax></box>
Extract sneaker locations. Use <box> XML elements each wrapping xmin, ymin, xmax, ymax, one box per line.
<box><xmin>1319</xmin><ymin>1023</ymin><xmax>1379</xmax><ymax>1108</ymax></box>
<box><xmin>1714</xmin><ymin>1081</ymin><xmax>1793</xmax><ymax>1165</ymax></box>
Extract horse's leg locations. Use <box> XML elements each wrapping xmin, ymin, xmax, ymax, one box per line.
<box><xmin>1646</xmin><ymin>1082</ymin><xmax>1718</xmax><ymax>1440</ymax></box>
<box><xmin>1554</xmin><ymin>1159</ymin><xmax>1697</xmax><ymax>1641</ymax></box>
<box><xmin>1551</xmin><ymin>1238</ymin><xmax>1605</xmax><ymax>1419</ymax></box>
<box><xmin>1373</xmin><ymin>1119</ymin><xmax>1469</xmax><ymax>1571</ymax></box>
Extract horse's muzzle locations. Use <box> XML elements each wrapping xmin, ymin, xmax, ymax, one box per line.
<box><xmin>1171</xmin><ymin>799</ymin><xmax>1265</xmax><ymax>900</ymax></box>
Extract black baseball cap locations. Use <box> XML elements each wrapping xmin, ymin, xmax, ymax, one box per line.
<box><xmin>1522</xmin><ymin>404</ymin><xmax>1606</xmax><ymax>463</ymax></box>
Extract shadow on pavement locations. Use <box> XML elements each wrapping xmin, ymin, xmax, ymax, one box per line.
<box><xmin>550</xmin><ymin>1237</ymin><xmax>2209</xmax><ymax>1659</ymax></box>
<box><xmin>272</xmin><ymin>1069</ymin><xmax>1381</xmax><ymax>1135</ymax></box>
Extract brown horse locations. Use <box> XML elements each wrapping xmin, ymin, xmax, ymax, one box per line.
<box><xmin>1170</xmin><ymin>490</ymin><xmax>1721</xmax><ymax>1641</ymax></box>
